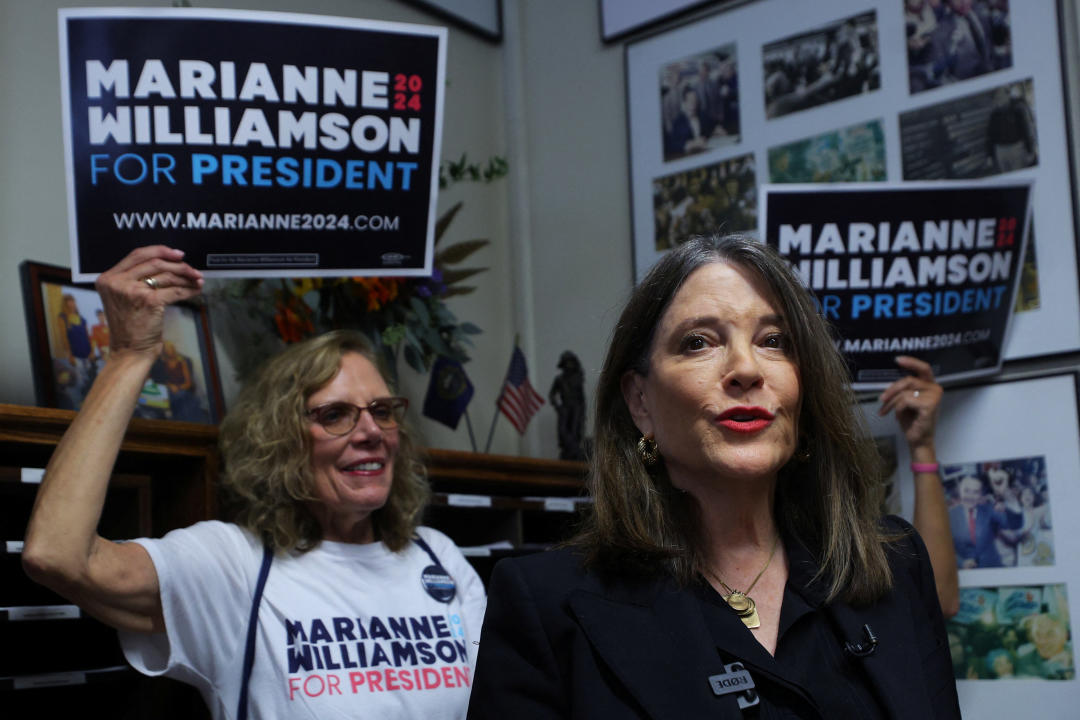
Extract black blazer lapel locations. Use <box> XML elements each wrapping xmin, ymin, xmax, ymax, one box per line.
<box><xmin>568</xmin><ymin>578</ymin><xmax>745</xmax><ymax>719</ymax></box>
<box><xmin>827</xmin><ymin>597</ymin><xmax>934</xmax><ymax>720</ymax></box>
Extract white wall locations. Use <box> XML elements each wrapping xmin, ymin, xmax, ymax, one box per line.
<box><xmin>502</xmin><ymin>0</ymin><xmax>633</xmax><ymax>457</ymax></box>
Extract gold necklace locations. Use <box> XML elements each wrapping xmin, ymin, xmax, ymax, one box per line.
<box><xmin>712</xmin><ymin>534</ymin><xmax>779</xmax><ymax>629</ymax></box>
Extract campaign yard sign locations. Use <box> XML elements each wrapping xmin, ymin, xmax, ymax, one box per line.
<box><xmin>763</xmin><ymin>182</ymin><xmax>1032</xmax><ymax>388</ymax></box>
<box><xmin>59</xmin><ymin>8</ymin><xmax>447</xmax><ymax>279</ymax></box>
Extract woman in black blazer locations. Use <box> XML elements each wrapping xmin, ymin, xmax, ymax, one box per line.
<box><xmin>468</xmin><ymin>234</ymin><xmax>961</xmax><ymax>719</ymax></box>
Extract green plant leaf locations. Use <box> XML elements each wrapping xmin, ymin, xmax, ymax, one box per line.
<box><xmin>460</xmin><ymin>322</ymin><xmax>482</xmax><ymax>335</ymax></box>
<box><xmin>441</xmin><ymin>267</ymin><xmax>487</xmax><ymax>287</ymax></box>
<box><xmin>238</xmin><ymin>278</ymin><xmax>264</xmax><ymax>297</ymax></box>
<box><xmin>449</xmin><ymin>153</ymin><xmax>468</xmax><ymax>178</ymax></box>
<box><xmin>443</xmin><ymin>286</ymin><xmax>477</xmax><ymax>298</ymax></box>
<box><xmin>428</xmin><ymin>329</ymin><xmax>453</xmax><ymax>357</ymax></box>
<box><xmin>484</xmin><ymin>156</ymin><xmax>509</xmax><ymax>180</ymax></box>
<box><xmin>381</xmin><ymin>323</ymin><xmax>406</xmax><ymax>346</ymax></box>
<box><xmin>439</xmin><ymin>154</ymin><xmax>507</xmax><ymax>190</ymax></box>
<box><xmin>409</xmin><ymin>297</ymin><xmax>431</xmax><ymax>326</ymax></box>
<box><xmin>404</xmin><ymin>342</ymin><xmax>426</xmax><ymax>373</ymax></box>
<box><xmin>432</xmin><ymin>305</ymin><xmax>456</xmax><ymax>327</ymax></box>
<box><xmin>415</xmin><ymin>321</ymin><xmax>450</xmax><ymax>357</ymax></box>
<box><xmin>434</xmin><ymin>201</ymin><xmax>464</xmax><ymax>244</ymax></box>
<box><xmin>435</xmin><ymin>239</ymin><xmax>490</xmax><ymax>265</ymax></box>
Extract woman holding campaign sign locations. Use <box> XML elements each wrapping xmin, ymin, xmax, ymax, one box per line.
<box><xmin>468</xmin><ymin>235</ymin><xmax>959</xmax><ymax>718</ymax></box>
<box><xmin>22</xmin><ymin>246</ymin><xmax>485</xmax><ymax>720</ymax></box>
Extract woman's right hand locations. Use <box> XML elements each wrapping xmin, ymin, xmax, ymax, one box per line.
<box><xmin>95</xmin><ymin>246</ymin><xmax>203</xmax><ymax>359</ymax></box>
<box><xmin>22</xmin><ymin>246</ymin><xmax>201</xmax><ymax>635</ymax></box>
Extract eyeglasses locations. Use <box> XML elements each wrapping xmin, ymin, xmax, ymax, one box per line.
<box><xmin>306</xmin><ymin>397</ymin><xmax>409</xmax><ymax>435</ymax></box>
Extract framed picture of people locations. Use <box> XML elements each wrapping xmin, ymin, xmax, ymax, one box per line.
<box><xmin>940</xmin><ymin>455</ymin><xmax>1054</xmax><ymax>570</ymax></box>
<box><xmin>626</xmin><ymin>0</ymin><xmax>1080</xmax><ymax>361</ymax></box>
<box><xmin>20</xmin><ymin>261</ymin><xmax>224</xmax><ymax>423</ymax></box>
<box><xmin>858</xmin><ymin>372</ymin><xmax>1080</xmax><ymax>715</ymax></box>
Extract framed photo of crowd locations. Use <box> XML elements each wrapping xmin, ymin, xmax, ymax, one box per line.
<box><xmin>625</xmin><ymin>0</ymin><xmax>1080</xmax><ymax>361</ymax></box>
<box><xmin>858</xmin><ymin>372</ymin><xmax>1080</xmax><ymax>712</ymax></box>
<box><xmin>20</xmin><ymin>261</ymin><xmax>224</xmax><ymax>424</ymax></box>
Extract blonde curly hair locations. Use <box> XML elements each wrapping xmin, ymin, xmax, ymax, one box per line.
<box><xmin>218</xmin><ymin>330</ymin><xmax>429</xmax><ymax>553</ymax></box>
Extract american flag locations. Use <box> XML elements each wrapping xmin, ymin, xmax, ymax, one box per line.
<box><xmin>496</xmin><ymin>347</ymin><xmax>545</xmax><ymax>434</ymax></box>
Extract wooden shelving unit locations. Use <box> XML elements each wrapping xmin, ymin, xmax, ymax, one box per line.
<box><xmin>0</xmin><ymin>403</ymin><xmax>219</xmax><ymax>718</ymax></box>
<box><xmin>423</xmin><ymin>448</ymin><xmax>589</xmax><ymax>583</ymax></box>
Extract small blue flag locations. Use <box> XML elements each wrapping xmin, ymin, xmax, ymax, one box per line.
<box><xmin>422</xmin><ymin>356</ymin><xmax>474</xmax><ymax>430</ymax></box>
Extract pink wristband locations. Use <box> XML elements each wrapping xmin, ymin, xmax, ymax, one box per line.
<box><xmin>911</xmin><ymin>462</ymin><xmax>940</xmax><ymax>473</ymax></box>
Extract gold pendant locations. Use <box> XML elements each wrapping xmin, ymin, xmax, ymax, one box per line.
<box><xmin>722</xmin><ymin>591</ymin><xmax>761</xmax><ymax>629</ymax></box>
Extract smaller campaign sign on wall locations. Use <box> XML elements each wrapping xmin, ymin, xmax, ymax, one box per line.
<box><xmin>59</xmin><ymin>8</ymin><xmax>447</xmax><ymax>280</ymax></box>
<box><xmin>762</xmin><ymin>181</ymin><xmax>1032</xmax><ymax>389</ymax></box>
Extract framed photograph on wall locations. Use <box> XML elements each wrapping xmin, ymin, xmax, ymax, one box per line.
<box><xmin>20</xmin><ymin>261</ymin><xmax>224</xmax><ymax>424</ymax></box>
<box><xmin>858</xmin><ymin>372</ymin><xmax>1080</xmax><ymax>712</ymax></box>
<box><xmin>402</xmin><ymin>0</ymin><xmax>502</xmax><ymax>42</ymax></box>
<box><xmin>600</xmin><ymin>0</ymin><xmax>722</xmax><ymax>44</ymax></box>
<box><xmin>948</xmin><ymin>583</ymin><xmax>1073</xmax><ymax>681</ymax></box>
<box><xmin>626</xmin><ymin>0</ymin><xmax>1080</xmax><ymax>361</ymax></box>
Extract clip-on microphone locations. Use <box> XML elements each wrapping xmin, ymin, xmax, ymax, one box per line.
<box><xmin>844</xmin><ymin>624</ymin><xmax>878</xmax><ymax>657</ymax></box>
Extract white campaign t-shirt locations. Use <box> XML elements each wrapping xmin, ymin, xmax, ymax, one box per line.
<box><xmin>120</xmin><ymin>521</ymin><xmax>486</xmax><ymax>720</ymax></box>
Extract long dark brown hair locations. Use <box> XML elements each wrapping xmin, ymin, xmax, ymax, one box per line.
<box><xmin>576</xmin><ymin>234</ymin><xmax>893</xmax><ymax>605</ymax></box>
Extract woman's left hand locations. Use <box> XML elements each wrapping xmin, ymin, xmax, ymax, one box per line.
<box><xmin>880</xmin><ymin>356</ymin><xmax>958</xmax><ymax>618</ymax></box>
<box><xmin>877</xmin><ymin>355</ymin><xmax>942</xmax><ymax>452</ymax></box>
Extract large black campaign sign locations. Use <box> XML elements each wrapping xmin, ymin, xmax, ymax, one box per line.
<box><xmin>763</xmin><ymin>183</ymin><xmax>1032</xmax><ymax>388</ymax></box>
<box><xmin>60</xmin><ymin>9</ymin><xmax>446</xmax><ymax>279</ymax></box>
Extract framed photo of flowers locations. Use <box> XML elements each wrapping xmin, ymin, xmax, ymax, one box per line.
<box><xmin>20</xmin><ymin>260</ymin><xmax>225</xmax><ymax>423</ymax></box>
<box><xmin>626</xmin><ymin>0</ymin><xmax>1080</xmax><ymax>362</ymax></box>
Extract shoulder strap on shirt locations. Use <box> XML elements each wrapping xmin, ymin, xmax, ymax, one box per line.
<box><xmin>412</xmin><ymin>533</ymin><xmax>444</xmax><ymax>568</ymax></box>
<box><xmin>237</xmin><ymin>543</ymin><xmax>274</xmax><ymax>720</ymax></box>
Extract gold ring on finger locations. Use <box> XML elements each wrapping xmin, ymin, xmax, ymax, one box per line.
<box><xmin>143</xmin><ymin>276</ymin><xmax>158</xmax><ymax>290</ymax></box>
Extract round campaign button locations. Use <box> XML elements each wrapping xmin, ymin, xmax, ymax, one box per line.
<box><xmin>421</xmin><ymin>565</ymin><xmax>456</xmax><ymax>603</ymax></box>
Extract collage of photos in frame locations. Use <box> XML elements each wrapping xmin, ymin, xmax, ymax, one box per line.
<box><xmin>644</xmin><ymin>2</ymin><xmax>1042</xmax><ymax>312</ymax></box>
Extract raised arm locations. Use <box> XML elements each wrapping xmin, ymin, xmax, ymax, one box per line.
<box><xmin>877</xmin><ymin>355</ymin><xmax>959</xmax><ymax>618</ymax></box>
<box><xmin>22</xmin><ymin>246</ymin><xmax>203</xmax><ymax>633</ymax></box>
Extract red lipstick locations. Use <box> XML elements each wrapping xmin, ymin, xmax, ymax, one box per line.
<box><xmin>716</xmin><ymin>406</ymin><xmax>774</xmax><ymax>434</ymax></box>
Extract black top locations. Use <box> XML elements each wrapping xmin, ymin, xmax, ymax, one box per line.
<box><xmin>694</xmin><ymin>536</ymin><xmax>886</xmax><ymax>718</ymax></box>
<box><xmin>468</xmin><ymin>516</ymin><xmax>961</xmax><ymax>720</ymax></box>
